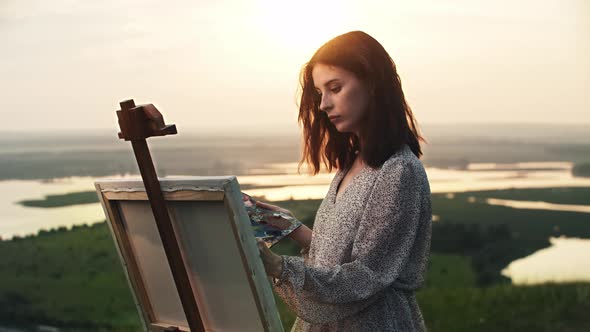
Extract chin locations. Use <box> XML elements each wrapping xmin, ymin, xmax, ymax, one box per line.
<box><xmin>334</xmin><ymin>123</ymin><xmax>354</xmax><ymax>133</ymax></box>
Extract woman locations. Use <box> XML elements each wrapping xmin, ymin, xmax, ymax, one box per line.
<box><xmin>256</xmin><ymin>30</ymin><xmax>432</xmax><ymax>332</ymax></box>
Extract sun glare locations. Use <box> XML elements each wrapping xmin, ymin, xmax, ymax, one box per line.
<box><xmin>255</xmin><ymin>0</ymin><xmax>357</xmax><ymax>58</ymax></box>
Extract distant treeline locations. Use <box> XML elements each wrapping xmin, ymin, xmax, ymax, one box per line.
<box><xmin>573</xmin><ymin>162</ymin><xmax>590</xmax><ymax>178</ymax></box>
<box><xmin>2</xmin><ymin>135</ymin><xmax>590</xmax><ymax>181</ymax></box>
<box><xmin>431</xmin><ymin>222</ymin><xmax>545</xmax><ymax>286</ymax></box>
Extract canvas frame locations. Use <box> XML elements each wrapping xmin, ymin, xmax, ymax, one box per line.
<box><xmin>94</xmin><ymin>176</ymin><xmax>284</xmax><ymax>332</ymax></box>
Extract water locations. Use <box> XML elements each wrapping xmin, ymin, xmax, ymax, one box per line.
<box><xmin>502</xmin><ymin>236</ymin><xmax>590</xmax><ymax>284</ymax></box>
<box><xmin>0</xmin><ymin>175</ymin><xmax>129</xmax><ymax>240</ymax></box>
<box><xmin>3</xmin><ymin>161</ymin><xmax>590</xmax><ymax>239</ymax></box>
<box><xmin>1</xmin><ymin>161</ymin><xmax>590</xmax><ymax>284</ymax></box>
<box><xmin>241</xmin><ymin>161</ymin><xmax>590</xmax><ymax>201</ymax></box>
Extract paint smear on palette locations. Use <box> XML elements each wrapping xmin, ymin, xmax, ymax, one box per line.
<box><xmin>242</xmin><ymin>192</ymin><xmax>302</xmax><ymax>248</ymax></box>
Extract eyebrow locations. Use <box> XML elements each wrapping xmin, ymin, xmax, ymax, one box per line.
<box><xmin>314</xmin><ymin>78</ymin><xmax>341</xmax><ymax>90</ymax></box>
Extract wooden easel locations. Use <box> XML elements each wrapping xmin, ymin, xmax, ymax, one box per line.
<box><xmin>116</xmin><ymin>99</ymin><xmax>205</xmax><ymax>332</ymax></box>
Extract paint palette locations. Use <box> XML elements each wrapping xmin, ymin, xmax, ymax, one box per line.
<box><xmin>242</xmin><ymin>192</ymin><xmax>303</xmax><ymax>248</ymax></box>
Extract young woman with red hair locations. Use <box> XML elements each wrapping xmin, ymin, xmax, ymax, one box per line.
<box><xmin>257</xmin><ymin>30</ymin><xmax>432</xmax><ymax>332</ymax></box>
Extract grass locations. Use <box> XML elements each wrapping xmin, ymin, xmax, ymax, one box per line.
<box><xmin>448</xmin><ymin>187</ymin><xmax>590</xmax><ymax>205</ymax></box>
<box><xmin>2</xmin><ymin>221</ymin><xmax>590</xmax><ymax>331</ymax></box>
<box><xmin>18</xmin><ymin>191</ymin><xmax>101</xmax><ymax>208</ymax></box>
<box><xmin>0</xmin><ymin>223</ymin><xmax>140</xmax><ymax>330</ymax></box>
<box><xmin>2</xmin><ymin>187</ymin><xmax>590</xmax><ymax>330</ymax></box>
<box><xmin>431</xmin><ymin>191</ymin><xmax>590</xmax><ymax>248</ymax></box>
<box><xmin>418</xmin><ymin>282</ymin><xmax>590</xmax><ymax>332</ymax></box>
<box><xmin>15</xmin><ymin>186</ymin><xmax>590</xmax><ymax>210</ymax></box>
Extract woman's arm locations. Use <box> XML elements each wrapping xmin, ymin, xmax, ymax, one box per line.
<box><xmin>271</xmin><ymin>160</ymin><xmax>431</xmax><ymax>323</ymax></box>
<box><xmin>287</xmin><ymin>223</ymin><xmax>312</xmax><ymax>249</ymax></box>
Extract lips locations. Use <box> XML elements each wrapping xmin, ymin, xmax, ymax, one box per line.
<box><xmin>328</xmin><ymin>115</ymin><xmax>341</xmax><ymax>121</ymax></box>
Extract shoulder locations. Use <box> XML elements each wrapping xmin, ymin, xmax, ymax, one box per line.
<box><xmin>374</xmin><ymin>144</ymin><xmax>429</xmax><ymax>191</ymax></box>
<box><xmin>380</xmin><ymin>144</ymin><xmax>424</xmax><ymax>176</ymax></box>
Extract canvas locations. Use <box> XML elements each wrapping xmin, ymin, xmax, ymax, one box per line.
<box><xmin>94</xmin><ymin>176</ymin><xmax>284</xmax><ymax>332</ymax></box>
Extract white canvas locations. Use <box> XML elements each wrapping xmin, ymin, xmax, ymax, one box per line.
<box><xmin>94</xmin><ymin>176</ymin><xmax>284</xmax><ymax>332</ymax></box>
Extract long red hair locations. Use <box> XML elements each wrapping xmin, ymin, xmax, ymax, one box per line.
<box><xmin>296</xmin><ymin>30</ymin><xmax>427</xmax><ymax>175</ymax></box>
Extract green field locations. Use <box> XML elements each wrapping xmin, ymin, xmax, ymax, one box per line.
<box><xmin>2</xmin><ymin>187</ymin><xmax>590</xmax><ymax>331</ymax></box>
<box><xmin>448</xmin><ymin>187</ymin><xmax>590</xmax><ymax>205</ymax></box>
<box><xmin>18</xmin><ymin>191</ymin><xmax>100</xmax><ymax>208</ymax></box>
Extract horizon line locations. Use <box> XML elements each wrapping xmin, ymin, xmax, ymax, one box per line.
<box><xmin>1</xmin><ymin>121</ymin><xmax>590</xmax><ymax>134</ymax></box>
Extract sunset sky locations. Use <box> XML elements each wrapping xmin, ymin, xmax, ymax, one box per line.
<box><xmin>1</xmin><ymin>0</ymin><xmax>588</xmax><ymax>133</ymax></box>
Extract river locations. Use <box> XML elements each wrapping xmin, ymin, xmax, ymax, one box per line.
<box><xmin>1</xmin><ymin>161</ymin><xmax>589</xmax><ymax>284</ymax></box>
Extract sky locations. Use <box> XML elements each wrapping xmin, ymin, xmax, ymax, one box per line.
<box><xmin>1</xmin><ymin>0</ymin><xmax>589</xmax><ymax>133</ymax></box>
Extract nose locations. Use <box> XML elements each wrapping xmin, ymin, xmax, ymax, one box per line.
<box><xmin>319</xmin><ymin>93</ymin><xmax>333</xmax><ymax>113</ymax></box>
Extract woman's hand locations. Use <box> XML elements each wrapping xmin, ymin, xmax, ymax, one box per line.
<box><xmin>255</xmin><ymin>201</ymin><xmax>295</xmax><ymax>231</ymax></box>
<box><xmin>256</xmin><ymin>238</ymin><xmax>283</xmax><ymax>278</ymax></box>
<box><xmin>255</xmin><ymin>200</ymin><xmax>294</xmax><ymax>217</ymax></box>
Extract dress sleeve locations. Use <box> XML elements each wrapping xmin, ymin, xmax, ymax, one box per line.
<box><xmin>271</xmin><ymin>160</ymin><xmax>425</xmax><ymax>320</ymax></box>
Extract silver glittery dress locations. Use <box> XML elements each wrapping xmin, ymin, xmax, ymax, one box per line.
<box><xmin>272</xmin><ymin>144</ymin><xmax>432</xmax><ymax>332</ymax></box>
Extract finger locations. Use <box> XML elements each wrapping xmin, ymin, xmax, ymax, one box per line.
<box><xmin>256</xmin><ymin>238</ymin><xmax>267</xmax><ymax>250</ymax></box>
<box><xmin>257</xmin><ymin>201</ymin><xmax>276</xmax><ymax>208</ymax></box>
<box><xmin>256</xmin><ymin>241</ymin><xmax>265</xmax><ymax>254</ymax></box>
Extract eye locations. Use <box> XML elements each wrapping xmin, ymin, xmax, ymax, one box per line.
<box><xmin>331</xmin><ymin>86</ymin><xmax>341</xmax><ymax>93</ymax></box>
<box><xmin>313</xmin><ymin>91</ymin><xmax>322</xmax><ymax>103</ymax></box>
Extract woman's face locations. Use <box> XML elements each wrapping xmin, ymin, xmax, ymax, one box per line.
<box><xmin>312</xmin><ymin>63</ymin><xmax>372</xmax><ymax>136</ymax></box>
